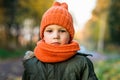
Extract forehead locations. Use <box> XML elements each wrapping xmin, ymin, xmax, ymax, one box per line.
<box><xmin>45</xmin><ymin>25</ymin><xmax>66</xmax><ymax>29</ymax></box>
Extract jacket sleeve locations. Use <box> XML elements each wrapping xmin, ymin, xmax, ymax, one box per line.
<box><xmin>22</xmin><ymin>69</ymin><xmax>30</xmax><ymax>80</ymax></box>
<box><xmin>81</xmin><ymin>57</ymin><xmax>98</xmax><ymax>80</ymax></box>
<box><xmin>22</xmin><ymin>57</ymin><xmax>38</xmax><ymax>80</ymax></box>
<box><xmin>22</xmin><ymin>51</ymin><xmax>37</xmax><ymax>80</ymax></box>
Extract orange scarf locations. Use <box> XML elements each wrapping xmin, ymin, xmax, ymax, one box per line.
<box><xmin>34</xmin><ymin>40</ymin><xmax>80</xmax><ymax>63</ymax></box>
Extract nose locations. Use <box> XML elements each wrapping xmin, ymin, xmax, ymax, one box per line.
<box><xmin>53</xmin><ymin>31</ymin><xmax>60</xmax><ymax>39</ymax></box>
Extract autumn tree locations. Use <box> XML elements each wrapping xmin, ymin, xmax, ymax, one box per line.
<box><xmin>83</xmin><ymin>0</ymin><xmax>111</xmax><ymax>52</ymax></box>
<box><xmin>108</xmin><ymin>0</ymin><xmax>120</xmax><ymax>45</ymax></box>
<box><xmin>0</xmin><ymin>0</ymin><xmax>5</xmax><ymax>24</ymax></box>
<box><xmin>0</xmin><ymin>0</ymin><xmax>54</xmax><ymax>48</ymax></box>
<box><xmin>17</xmin><ymin>0</ymin><xmax>54</xmax><ymax>25</ymax></box>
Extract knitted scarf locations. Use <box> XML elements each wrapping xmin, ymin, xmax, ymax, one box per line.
<box><xmin>34</xmin><ymin>40</ymin><xmax>80</xmax><ymax>63</ymax></box>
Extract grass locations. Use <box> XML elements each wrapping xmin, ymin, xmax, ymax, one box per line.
<box><xmin>0</xmin><ymin>48</ymin><xmax>27</xmax><ymax>59</ymax></box>
<box><xmin>94</xmin><ymin>55</ymin><xmax>120</xmax><ymax>80</ymax></box>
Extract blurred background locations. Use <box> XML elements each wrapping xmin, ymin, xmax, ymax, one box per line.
<box><xmin>0</xmin><ymin>0</ymin><xmax>120</xmax><ymax>80</ymax></box>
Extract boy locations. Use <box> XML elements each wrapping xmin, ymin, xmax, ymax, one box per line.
<box><xmin>22</xmin><ymin>2</ymin><xmax>98</xmax><ymax>80</ymax></box>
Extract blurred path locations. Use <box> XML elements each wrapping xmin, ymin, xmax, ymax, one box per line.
<box><xmin>0</xmin><ymin>58</ymin><xmax>24</xmax><ymax>80</ymax></box>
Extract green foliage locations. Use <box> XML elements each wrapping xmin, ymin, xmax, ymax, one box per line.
<box><xmin>108</xmin><ymin>0</ymin><xmax>120</xmax><ymax>44</ymax></box>
<box><xmin>0</xmin><ymin>42</ymin><xmax>36</xmax><ymax>59</ymax></box>
<box><xmin>2</xmin><ymin>0</ymin><xmax>18</xmax><ymax>25</ymax></box>
<box><xmin>105</xmin><ymin>44</ymin><xmax>120</xmax><ymax>54</ymax></box>
<box><xmin>0</xmin><ymin>48</ymin><xmax>26</xmax><ymax>59</ymax></box>
<box><xmin>91</xmin><ymin>21</ymin><xmax>100</xmax><ymax>42</ymax></box>
<box><xmin>95</xmin><ymin>57</ymin><xmax>120</xmax><ymax>80</ymax></box>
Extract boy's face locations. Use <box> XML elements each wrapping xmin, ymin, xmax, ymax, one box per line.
<box><xmin>43</xmin><ymin>25</ymin><xmax>70</xmax><ymax>45</ymax></box>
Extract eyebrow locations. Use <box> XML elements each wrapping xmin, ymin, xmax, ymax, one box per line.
<box><xmin>45</xmin><ymin>27</ymin><xmax>66</xmax><ymax>30</ymax></box>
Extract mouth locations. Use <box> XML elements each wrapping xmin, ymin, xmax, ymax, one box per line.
<box><xmin>51</xmin><ymin>42</ymin><xmax>61</xmax><ymax>45</ymax></box>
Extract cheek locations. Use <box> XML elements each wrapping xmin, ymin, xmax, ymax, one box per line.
<box><xmin>44</xmin><ymin>37</ymin><xmax>51</xmax><ymax>44</ymax></box>
<box><xmin>61</xmin><ymin>34</ymin><xmax>70</xmax><ymax>44</ymax></box>
<box><xmin>43</xmin><ymin>34</ymin><xmax>52</xmax><ymax>44</ymax></box>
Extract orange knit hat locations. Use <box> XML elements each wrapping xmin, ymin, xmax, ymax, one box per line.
<box><xmin>40</xmin><ymin>2</ymin><xmax>74</xmax><ymax>42</ymax></box>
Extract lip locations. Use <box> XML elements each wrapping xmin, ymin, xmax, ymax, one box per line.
<box><xmin>51</xmin><ymin>42</ymin><xmax>61</xmax><ymax>45</ymax></box>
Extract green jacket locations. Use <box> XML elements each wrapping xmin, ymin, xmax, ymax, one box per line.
<box><xmin>22</xmin><ymin>52</ymin><xmax>98</xmax><ymax>80</ymax></box>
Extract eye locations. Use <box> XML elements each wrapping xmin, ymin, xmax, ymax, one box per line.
<box><xmin>45</xmin><ymin>29</ymin><xmax>53</xmax><ymax>33</ymax></box>
<box><xmin>59</xmin><ymin>29</ymin><xmax>67</xmax><ymax>33</ymax></box>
